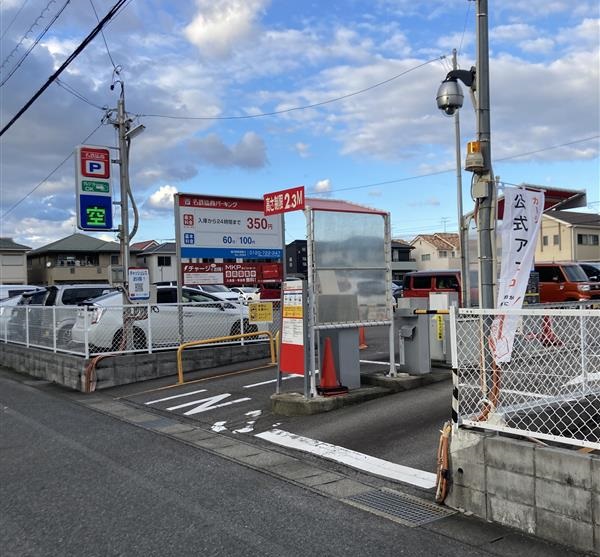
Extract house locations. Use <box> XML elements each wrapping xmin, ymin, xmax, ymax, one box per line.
<box><xmin>134</xmin><ymin>242</ymin><xmax>177</xmax><ymax>284</ymax></box>
<box><xmin>536</xmin><ymin>210</ymin><xmax>600</xmax><ymax>262</ymax></box>
<box><xmin>27</xmin><ymin>233</ymin><xmax>121</xmax><ymax>285</ymax></box>
<box><xmin>391</xmin><ymin>239</ymin><xmax>417</xmax><ymax>282</ymax></box>
<box><xmin>0</xmin><ymin>237</ymin><xmax>31</xmax><ymax>284</ymax></box>
<box><xmin>410</xmin><ymin>233</ymin><xmax>461</xmax><ymax>271</ymax></box>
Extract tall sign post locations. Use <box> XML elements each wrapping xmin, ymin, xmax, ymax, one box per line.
<box><xmin>75</xmin><ymin>145</ymin><xmax>113</xmax><ymax>231</ymax></box>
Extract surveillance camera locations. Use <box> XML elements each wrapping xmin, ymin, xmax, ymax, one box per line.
<box><xmin>436</xmin><ymin>79</ymin><xmax>464</xmax><ymax>115</ymax></box>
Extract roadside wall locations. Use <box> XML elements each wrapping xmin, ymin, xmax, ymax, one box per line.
<box><xmin>0</xmin><ymin>342</ymin><xmax>271</xmax><ymax>391</ymax></box>
<box><xmin>446</xmin><ymin>429</ymin><xmax>600</xmax><ymax>555</ymax></box>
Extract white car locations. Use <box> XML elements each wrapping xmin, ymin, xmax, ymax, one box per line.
<box><xmin>71</xmin><ymin>286</ymin><xmax>267</xmax><ymax>351</ymax></box>
<box><xmin>191</xmin><ymin>284</ymin><xmax>242</xmax><ymax>303</ymax></box>
<box><xmin>229</xmin><ymin>287</ymin><xmax>260</xmax><ymax>304</ymax></box>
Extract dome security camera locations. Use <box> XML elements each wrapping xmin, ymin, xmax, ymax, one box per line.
<box><xmin>436</xmin><ymin>79</ymin><xmax>464</xmax><ymax>116</ymax></box>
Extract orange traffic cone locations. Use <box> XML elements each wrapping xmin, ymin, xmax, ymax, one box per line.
<box><xmin>317</xmin><ymin>337</ymin><xmax>348</xmax><ymax>396</ymax></box>
<box><xmin>359</xmin><ymin>327</ymin><xmax>368</xmax><ymax>350</ymax></box>
<box><xmin>541</xmin><ymin>315</ymin><xmax>562</xmax><ymax>347</ymax></box>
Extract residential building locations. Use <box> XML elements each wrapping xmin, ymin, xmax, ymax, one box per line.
<box><xmin>0</xmin><ymin>237</ymin><xmax>31</xmax><ymax>284</ymax></box>
<box><xmin>27</xmin><ymin>233</ymin><xmax>120</xmax><ymax>285</ymax></box>
<box><xmin>134</xmin><ymin>242</ymin><xmax>177</xmax><ymax>284</ymax></box>
<box><xmin>391</xmin><ymin>239</ymin><xmax>417</xmax><ymax>282</ymax></box>
<box><xmin>535</xmin><ymin>211</ymin><xmax>600</xmax><ymax>262</ymax></box>
<box><xmin>410</xmin><ymin>233</ymin><xmax>461</xmax><ymax>271</ymax></box>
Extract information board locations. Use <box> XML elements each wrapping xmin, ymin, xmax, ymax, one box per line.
<box><xmin>75</xmin><ymin>145</ymin><xmax>113</xmax><ymax>231</ymax></box>
<box><xmin>128</xmin><ymin>267</ymin><xmax>150</xmax><ymax>300</ymax></box>
<box><xmin>176</xmin><ymin>194</ymin><xmax>283</xmax><ymax>260</ymax></box>
<box><xmin>279</xmin><ymin>281</ymin><xmax>306</xmax><ymax>375</ymax></box>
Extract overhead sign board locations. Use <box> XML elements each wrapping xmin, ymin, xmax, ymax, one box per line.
<box><xmin>264</xmin><ymin>185</ymin><xmax>305</xmax><ymax>216</ymax></box>
<box><xmin>176</xmin><ymin>194</ymin><xmax>283</xmax><ymax>260</ymax></box>
<box><xmin>75</xmin><ymin>145</ymin><xmax>113</xmax><ymax>231</ymax></box>
<box><xmin>181</xmin><ymin>262</ymin><xmax>283</xmax><ymax>286</ymax></box>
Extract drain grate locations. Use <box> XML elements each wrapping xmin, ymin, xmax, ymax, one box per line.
<box><xmin>345</xmin><ymin>488</ymin><xmax>454</xmax><ymax>527</ymax></box>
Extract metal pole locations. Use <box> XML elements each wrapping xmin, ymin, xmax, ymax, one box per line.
<box><xmin>452</xmin><ymin>50</ymin><xmax>470</xmax><ymax>308</ymax></box>
<box><xmin>474</xmin><ymin>0</ymin><xmax>495</xmax><ymax>309</ymax></box>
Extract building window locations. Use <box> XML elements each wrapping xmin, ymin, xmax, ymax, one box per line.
<box><xmin>577</xmin><ymin>234</ymin><xmax>599</xmax><ymax>246</ymax></box>
<box><xmin>553</xmin><ymin>235</ymin><xmax>560</xmax><ymax>246</ymax></box>
<box><xmin>111</xmin><ymin>255</ymin><xmax>119</xmax><ymax>265</ymax></box>
<box><xmin>542</xmin><ymin>235</ymin><xmax>548</xmax><ymax>246</ymax></box>
<box><xmin>158</xmin><ymin>256</ymin><xmax>171</xmax><ymax>266</ymax></box>
<box><xmin>421</xmin><ymin>254</ymin><xmax>431</xmax><ymax>262</ymax></box>
<box><xmin>439</xmin><ymin>250</ymin><xmax>448</xmax><ymax>258</ymax></box>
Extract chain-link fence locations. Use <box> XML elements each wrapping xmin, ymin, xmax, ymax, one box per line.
<box><xmin>451</xmin><ymin>307</ymin><xmax>600</xmax><ymax>449</ymax></box>
<box><xmin>1</xmin><ymin>301</ymin><xmax>281</xmax><ymax>358</ymax></box>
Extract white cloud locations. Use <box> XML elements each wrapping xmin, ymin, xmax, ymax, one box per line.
<box><xmin>519</xmin><ymin>38</ymin><xmax>555</xmax><ymax>54</ymax></box>
<box><xmin>146</xmin><ymin>185</ymin><xmax>178</xmax><ymax>212</ymax></box>
<box><xmin>188</xmin><ymin>132</ymin><xmax>267</xmax><ymax>168</ymax></box>
<box><xmin>314</xmin><ymin>179</ymin><xmax>332</xmax><ymax>193</ymax></box>
<box><xmin>491</xmin><ymin>24</ymin><xmax>536</xmax><ymax>42</ymax></box>
<box><xmin>184</xmin><ymin>0</ymin><xmax>269</xmax><ymax>58</ymax></box>
<box><xmin>295</xmin><ymin>142</ymin><xmax>310</xmax><ymax>158</ymax></box>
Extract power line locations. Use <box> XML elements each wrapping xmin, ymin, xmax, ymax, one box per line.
<box><xmin>89</xmin><ymin>0</ymin><xmax>117</xmax><ymax>69</ymax></box>
<box><xmin>458</xmin><ymin>0</ymin><xmax>472</xmax><ymax>56</ymax></box>
<box><xmin>135</xmin><ymin>56</ymin><xmax>447</xmax><ymax>121</ymax></box>
<box><xmin>0</xmin><ymin>0</ymin><xmax>130</xmax><ymax>137</ymax></box>
<box><xmin>0</xmin><ymin>120</ymin><xmax>106</xmax><ymax>218</ymax></box>
<box><xmin>0</xmin><ymin>0</ymin><xmax>56</xmax><ymax>70</ymax></box>
<box><xmin>0</xmin><ymin>0</ymin><xmax>30</xmax><ymax>41</ymax></box>
<box><xmin>0</xmin><ymin>0</ymin><xmax>71</xmax><ymax>88</ymax></box>
<box><xmin>55</xmin><ymin>78</ymin><xmax>106</xmax><ymax>110</ymax></box>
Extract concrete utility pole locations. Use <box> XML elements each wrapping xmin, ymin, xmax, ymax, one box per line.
<box><xmin>473</xmin><ymin>0</ymin><xmax>495</xmax><ymax>308</ymax></box>
<box><xmin>115</xmin><ymin>83</ymin><xmax>130</xmax><ymax>289</ymax></box>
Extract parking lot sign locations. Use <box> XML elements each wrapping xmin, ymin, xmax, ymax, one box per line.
<box><xmin>75</xmin><ymin>145</ymin><xmax>113</xmax><ymax>230</ymax></box>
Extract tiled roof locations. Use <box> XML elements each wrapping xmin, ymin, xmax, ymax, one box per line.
<box><xmin>0</xmin><ymin>237</ymin><xmax>31</xmax><ymax>251</ymax></box>
<box><xmin>131</xmin><ymin>240</ymin><xmax>159</xmax><ymax>252</ymax></box>
<box><xmin>411</xmin><ymin>233</ymin><xmax>459</xmax><ymax>250</ymax></box>
<box><xmin>140</xmin><ymin>242</ymin><xmax>176</xmax><ymax>254</ymax></box>
<box><xmin>545</xmin><ymin>210</ymin><xmax>600</xmax><ymax>227</ymax></box>
<box><xmin>28</xmin><ymin>233</ymin><xmax>120</xmax><ymax>254</ymax></box>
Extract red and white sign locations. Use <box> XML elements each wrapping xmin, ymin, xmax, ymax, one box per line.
<box><xmin>80</xmin><ymin>147</ymin><xmax>110</xmax><ymax>179</ymax></box>
<box><xmin>279</xmin><ymin>281</ymin><xmax>306</xmax><ymax>375</ymax></box>
<box><xmin>182</xmin><ymin>262</ymin><xmax>283</xmax><ymax>286</ymax></box>
<box><xmin>489</xmin><ymin>187</ymin><xmax>544</xmax><ymax>364</ymax></box>
<box><xmin>264</xmin><ymin>185</ymin><xmax>305</xmax><ymax>216</ymax></box>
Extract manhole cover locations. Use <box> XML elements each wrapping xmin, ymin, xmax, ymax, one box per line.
<box><xmin>346</xmin><ymin>488</ymin><xmax>454</xmax><ymax>527</ymax></box>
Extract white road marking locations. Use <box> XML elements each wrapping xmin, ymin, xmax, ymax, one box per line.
<box><xmin>245</xmin><ymin>410</ymin><xmax>262</xmax><ymax>418</ymax></box>
<box><xmin>145</xmin><ymin>389</ymin><xmax>207</xmax><ymax>405</ymax></box>
<box><xmin>211</xmin><ymin>421</ymin><xmax>228</xmax><ymax>432</ymax></box>
<box><xmin>243</xmin><ymin>370</ymin><xmax>319</xmax><ymax>389</ymax></box>
<box><xmin>184</xmin><ymin>397</ymin><xmax>251</xmax><ymax>416</ymax></box>
<box><xmin>255</xmin><ymin>429</ymin><xmax>437</xmax><ymax>489</ymax></box>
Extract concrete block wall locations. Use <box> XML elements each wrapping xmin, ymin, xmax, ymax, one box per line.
<box><xmin>0</xmin><ymin>342</ymin><xmax>271</xmax><ymax>392</ymax></box>
<box><xmin>446</xmin><ymin>429</ymin><xmax>600</xmax><ymax>555</ymax></box>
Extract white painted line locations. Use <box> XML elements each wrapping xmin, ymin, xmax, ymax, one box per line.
<box><xmin>243</xmin><ymin>370</ymin><xmax>319</xmax><ymax>389</ymax></box>
<box><xmin>255</xmin><ymin>429</ymin><xmax>437</xmax><ymax>489</ymax></box>
<box><xmin>145</xmin><ymin>389</ymin><xmax>207</xmax><ymax>405</ymax></box>
<box><xmin>184</xmin><ymin>397</ymin><xmax>251</xmax><ymax>416</ymax></box>
<box><xmin>360</xmin><ymin>360</ymin><xmax>401</xmax><ymax>367</ymax></box>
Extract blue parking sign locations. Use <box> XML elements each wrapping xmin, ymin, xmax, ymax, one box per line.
<box><xmin>79</xmin><ymin>194</ymin><xmax>113</xmax><ymax>230</ymax></box>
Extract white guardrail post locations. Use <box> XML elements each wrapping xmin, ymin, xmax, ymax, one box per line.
<box><xmin>147</xmin><ymin>303</ymin><xmax>152</xmax><ymax>354</ymax></box>
<box><xmin>84</xmin><ymin>309</ymin><xmax>89</xmax><ymax>359</ymax></box>
<box><xmin>52</xmin><ymin>306</ymin><xmax>57</xmax><ymax>353</ymax></box>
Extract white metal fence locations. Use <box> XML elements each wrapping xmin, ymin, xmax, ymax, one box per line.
<box><xmin>1</xmin><ymin>301</ymin><xmax>281</xmax><ymax>358</ymax></box>
<box><xmin>451</xmin><ymin>307</ymin><xmax>600</xmax><ymax>449</ymax></box>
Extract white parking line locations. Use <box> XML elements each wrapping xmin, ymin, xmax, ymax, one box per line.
<box><xmin>243</xmin><ymin>370</ymin><xmax>319</xmax><ymax>389</ymax></box>
<box><xmin>255</xmin><ymin>429</ymin><xmax>437</xmax><ymax>489</ymax></box>
<box><xmin>145</xmin><ymin>389</ymin><xmax>208</xmax><ymax>405</ymax></box>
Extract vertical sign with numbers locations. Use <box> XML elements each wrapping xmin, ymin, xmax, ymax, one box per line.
<box><xmin>75</xmin><ymin>145</ymin><xmax>113</xmax><ymax>230</ymax></box>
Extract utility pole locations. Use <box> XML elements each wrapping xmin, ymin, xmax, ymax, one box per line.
<box><xmin>115</xmin><ymin>83</ymin><xmax>130</xmax><ymax>289</ymax></box>
<box><xmin>441</xmin><ymin>217</ymin><xmax>450</xmax><ymax>233</ymax></box>
<box><xmin>473</xmin><ymin>0</ymin><xmax>495</xmax><ymax>308</ymax></box>
<box><xmin>452</xmin><ymin>49</ymin><xmax>470</xmax><ymax>307</ymax></box>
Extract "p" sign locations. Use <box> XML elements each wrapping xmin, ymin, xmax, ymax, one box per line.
<box><xmin>80</xmin><ymin>147</ymin><xmax>110</xmax><ymax>179</ymax></box>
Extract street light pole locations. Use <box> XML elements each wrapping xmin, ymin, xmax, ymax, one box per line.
<box><xmin>473</xmin><ymin>0</ymin><xmax>495</xmax><ymax>309</ymax></box>
<box><xmin>451</xmin><ymin>49</ymin><xmax>470</xmax><ymax>308</ymax></box>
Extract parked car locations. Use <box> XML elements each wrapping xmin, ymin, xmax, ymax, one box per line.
<box><xmin>8</xmin><ymin>284</ymin><xmax>117</xmax><ymax>346</ymax></box>
<box><xmin>0</xmin><ymin>284</ymin><xmax>42</xmax><ymax>301</ymax></box>
<box><xmin>578</xmin><ymin>262</ymin><xmax>600</xmax><ymax>283</ymax></box>
<box><xmin>189</xmin><ymin>284</ymin><xmax>241</xmax><ymax>303</ymax></box>
<box><xmin>0</xmin><ymin>291</ymin><xmax>44</xmax><ymax>337</ymax></box>
<box><xmin>230</xmin><ymin>286</ymin><xmax>260</xmax><ymax>304</ymax></box>
<box><xmin>533</xmin><ymin>262</ymin><xmax>600</xmax><ymax>303</ymax></box>
<box><xmin>71</xmin><ymin>286</ymin><xmax>266</xmax><ymax>351</ymax></box>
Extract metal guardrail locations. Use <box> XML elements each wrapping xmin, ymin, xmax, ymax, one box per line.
<box><xmin>450</xmin><ymin>306</ymin><xmax>600</xmax><ymax>449</ymax></box>
<box><xmin>177</xmin><ymin>330</ymin><xmax>276</xmax><ymax>384</ymax></box>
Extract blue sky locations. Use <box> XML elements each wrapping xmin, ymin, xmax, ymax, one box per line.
<box><xmin>1</xmin><ymin>0</ymin><xmax>598</xmax><ymax>248</ymax></box>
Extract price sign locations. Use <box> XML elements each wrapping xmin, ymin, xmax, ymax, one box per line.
<box><xmin>264</xmin><ymin>186</ymin><xmax>305</xmax><ymax>216</ymax></box>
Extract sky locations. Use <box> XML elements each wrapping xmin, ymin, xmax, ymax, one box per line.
<box><xmin>0</xmin><ymin>0</ymin><xmax>599</xmax><ymax>249</ymax></box>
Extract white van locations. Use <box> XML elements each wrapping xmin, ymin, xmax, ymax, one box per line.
<box><xmin>0</xmin><ymin>284</ymin><xmax>42</xmax><ymax>301</ymax></box>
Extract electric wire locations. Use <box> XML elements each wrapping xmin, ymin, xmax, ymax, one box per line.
<box><xmin>0</xmin><ymin>0</ymin><xmax>30</xmax><ymax>41</ymax></box>
<box><xmin>0</xmin><ymin>0</ymin><xmax>71</xmax><ymax>88</ymax></box>
<box><xmin>0</xmin><ymin>0</ymin><xmax>56</xmax><ymax>70</ymax></box>
<box><xmin>55</xmin><ymin>78</ymin><xmax>107</xmax><ymax>110</ymax></box>
<box><xmin>0</xmin><ymin>120</ymin><xmax>106</xmax><ymax>219</ymax></box>
<box><xmin>458</xmin><ymin>0</ymin><xmax>472</xmax><ymax>56</ymax></box>
<box><xmin>89</xmin><ymin>0</ymin><xmax>117</xmax><ymax>69</ymax></box>
<box><xmin>135</xmin><ymin>56</ymin><xmax>447</xmax><ymax>121</ymax></box>
<box><xmin>0</xmin><ymin>0</ymin><xmax>129</xmax><ymax>137</ymax></box>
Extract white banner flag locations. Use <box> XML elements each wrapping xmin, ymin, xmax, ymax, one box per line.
<box><xmin>490</xmin><ymin>187</ymin><xmax>544</xmax><ymax>364</ymax></box>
